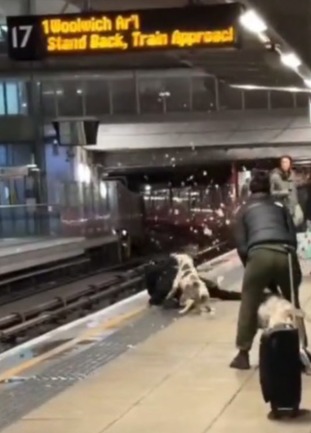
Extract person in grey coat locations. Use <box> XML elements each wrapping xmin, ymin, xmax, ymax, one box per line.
<box><xmin>270</xmin><ymin>156</ymin><xmax>303</xmax><ymax>227</ymax></box>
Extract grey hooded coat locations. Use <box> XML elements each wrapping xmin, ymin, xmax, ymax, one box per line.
<box><xmin>270</xmin><ymin>167</ymin><xmax>298</xmax><ymax>216</ymax></box>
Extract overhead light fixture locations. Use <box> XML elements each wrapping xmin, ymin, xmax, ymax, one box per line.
<box><xmin>239</xmin><ymin>9</ymin><xmax>267</xmax><ymax>34</ymax></box>
<box><xmin>304</xmin><ymin>79</ymin><xmax>311</xmax><ymax>88</ymax></box>
<box><xmin>257</xmin><ymin>32</ymin><xmax>271</xmax><ymax>45</ymax></box>
<box><xmin>231</xmin><ymin>84</ymin><xmax>261</xmax><ymax>90</ymax></box>
<box><xmin>280</xmin><ymin>52</ymin><xmax>301</xmax><ymax>70</ymax></box>
<box><xmin>230</xmin><ymin>84</ymin><xmax>311</xmax><ymax>93</ymax></box>
<box><xmin>287</xmin><ymin>87</ymin><xmax>302</xmax><ymax>92</ymax></box>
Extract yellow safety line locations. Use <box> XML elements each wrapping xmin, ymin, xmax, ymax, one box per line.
<box><xmin>0</xmin><ymin>305</ymin><xmax>146</xmax><ymax>383</ymax></box>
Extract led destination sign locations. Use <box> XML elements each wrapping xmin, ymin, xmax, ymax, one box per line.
<box><xmin>42</xmin><ymin>16</ymin><xmax>234</xmax><ymax>52</ymax></box>
<box><xmin>7</xmin><ymin>3</ymin><xmax>241</xmax><ymax>61</ymax></box>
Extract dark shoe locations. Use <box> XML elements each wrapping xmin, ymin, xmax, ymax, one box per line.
<box><xmin>229</xmin><ymin>350</ymin><xmax>250</xmax><ymax>370</ymax></box>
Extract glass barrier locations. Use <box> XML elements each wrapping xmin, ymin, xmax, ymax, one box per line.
<box><xmin>0</xmin><ymin>81</ymin><xmax>28</xmax><ymax>116</ymax></box>
<box><xmin>0</xmin><ymin>26</ymin><xmax>7</xmax><ymax>42</ymax></box>
<box><xmin>270</xmin><ymin>91</ymin><xmax>294</xmax><ymax>109</ymax></box>
<box><xmin>0</xmin><ymin>204</ymin><xmax>62</xmax><ymax>238</ymax></box>
<box><xmin>0</xmin><ymin>200</ymin><xmax>112</xmax><ymax>239</ymax></box>
<box><xmin>38</xmin><ymin>74</ymin><xmax>308</xmax><ymax>119</ymax></box>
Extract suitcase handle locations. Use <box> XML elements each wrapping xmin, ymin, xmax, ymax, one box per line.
<box><xmin>282</xmin><ymin>246</ymin><xmax>296</xmax><ymax>302</ymax></box>
<box><xmin>287</xmin><ymin>252</ymin><xmax>296</xmax><ymax>310</ymax></box>
<box><xmin>287</xmin><ymin>251</ymin><xmax>302</xmax><ymax>331</ymax></box>
<box><xmin>286</xmin><ymin>248</ymin><xmax>308</xmax><ymax>348</ymax></box>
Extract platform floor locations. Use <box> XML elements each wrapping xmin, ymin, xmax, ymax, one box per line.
<box><xmin>1</xmin><ymin>253</ymin><xmax>311</xmax><ymax>432</ymax></box>
<box><xmin>0</xmin><ymin>235</ymin><xmax>118</xmax><ymax>274</ymax></box>
<box><xmin>0</xmin><ymin>236</ymin><xmax>119</xmax><ymax>256</ymax></box>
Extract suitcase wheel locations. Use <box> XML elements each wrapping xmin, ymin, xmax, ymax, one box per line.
<box><xmin>270</xmin><ymin>404</ymin><xmax>281</xmax><ymax>419</ymax></box>
<box><xmin>290</xmin><ymin>406</ymin><xmax>300</xmax><ymax>418</ymax></box>
<box><xmin>270</xmin><ymin>404</ymin><xmax>300</xmax><ymax>419</ymax></box>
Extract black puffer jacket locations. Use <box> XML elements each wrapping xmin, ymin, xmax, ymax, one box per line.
<box><xmin>234</xmin><ymin>192</ymin><xmax>297</xmax><ymax>264</ymax></box>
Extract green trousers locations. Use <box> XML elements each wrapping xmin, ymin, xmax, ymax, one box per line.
<box><xmin>236</xmin><ymin>247</ymin><xmax>305</xmax><ymax>351</ymax></box>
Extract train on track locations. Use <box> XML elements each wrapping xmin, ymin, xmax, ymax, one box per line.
<box><xmin>60</xmin><ymin>179</ymin><xmax>145</xmax><ymax>248</ymax></box>
<box><xmin>58</xmin><ymin>155</ymin><xmax>311</xmax><ymax>253</ymax></box>
<box><xmin>142</xmin><ymin>157</ymin><xmax>311</xmax><ymax>245</ymax></box>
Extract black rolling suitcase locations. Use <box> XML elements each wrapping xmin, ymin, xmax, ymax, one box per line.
<box><xmin>259</xmin><ymin>251</ymin><xmax>302</xmax><ymax>418</ymax></box>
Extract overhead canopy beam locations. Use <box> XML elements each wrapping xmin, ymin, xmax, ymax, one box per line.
<box><xmin>93</xmin><ymin>143</ymin><xmax>311</xmax><ymax>174</ymax></box>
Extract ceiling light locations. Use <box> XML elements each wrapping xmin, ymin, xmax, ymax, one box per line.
<box><xmin>257</xmin><ymin>32</ymin><xmax>270</xmax><ymax>44</ymax></box>
<box><xmin>230</xmin><ymin>84</ymin><xmax>311</xmax><ymax>93</ymax></box>
<box><xmin>230</xmin><ymin>84</ymin><xmax>262</xmax><ymax>90</ymax></box>
<box><xmin>304</xmin><ymin>79</ymin><xmax>311</xmax><ymax>88</ymax></box>
<box><xmin>280</xmin><ymin>52</ymin><xmax>301</xmax><ymax>70</ymax></box>
<box><xmin>239</xmin><ymin>9</ymin><xmax>267</xmax><ymax>34</ymax></box>
<box><xmin>287</xmin><ymin>87</ymin><xmax>301</xmax><ymax>92</ymax></box>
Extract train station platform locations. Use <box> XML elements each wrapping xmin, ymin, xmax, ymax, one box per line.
<box><xmin>0</xmin><ymin>251</ymin><xmax>311</xmax><ymax>433</ymax></box>
<box><xmin>0</xmin><ymin>235</ymin><xmax>119</xmax><ymax>275</ymax></box>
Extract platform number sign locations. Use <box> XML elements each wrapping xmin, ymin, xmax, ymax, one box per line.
<box><xmin>6</xmin><ymin>16</ymin><xmax>42</xmax><ymax>61</ymax></box>
<box><xmin>6</xmin><ymin>4</ymin><xmax>241</xmax><ymax>61</ymax></box>
<box><xmin>11</xmin><ymin>25</ymin><xmax>33</xmax><ymax>49</ymax></box>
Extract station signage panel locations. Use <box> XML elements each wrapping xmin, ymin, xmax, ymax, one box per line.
<box><xmin>6</xmin><ymin>3</ymin><xmax>241</xmax><ymax>61</ymax></box>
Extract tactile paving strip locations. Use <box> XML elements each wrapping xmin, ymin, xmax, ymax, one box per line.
<box><xmin>0</xmin><ymin>308</ymin><xmax>176</xmax><ymax>431</ymax></box>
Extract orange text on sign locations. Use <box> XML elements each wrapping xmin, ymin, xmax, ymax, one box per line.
<box><xmin>41</xmin><ymin>14</ymin><xmax>140</xmax><ymax>35</ymax></box>
<box><xmin>45</xmin><ymin>27</ymin><xmax>236</xmax><ymax>53</ymax></box>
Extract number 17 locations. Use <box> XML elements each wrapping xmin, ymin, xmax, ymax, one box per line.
<box><xmin>11</xmin><ymin>25</ymin><xmax>33</xmax><ymax>49</ymax></box>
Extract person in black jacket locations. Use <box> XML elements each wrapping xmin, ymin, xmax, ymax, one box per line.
<box><xmin>230</xmin><ymin>170</ymin><xmax>305</xmax><ymax>370</ymax></box>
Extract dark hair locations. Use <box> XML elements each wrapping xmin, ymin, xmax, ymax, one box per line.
<box><xmin>249</xmin><ymin>170</ymin><xmax>270</xmax><ymax>194</ymax></box>
<box><xmin>280</xmin><ymin>155</ymin><xmax>293</xmax><ymax>166</ymax></box>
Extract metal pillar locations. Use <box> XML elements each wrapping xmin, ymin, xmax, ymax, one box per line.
<box><xmin>27</xmin><ymin>0</ymin><xmax>46</xmax><ymax>204</ymax></box>
<box><xmin>214</xmin><ymin>78</ymin><xmax>220</xmax><ymax>111</ymax></box>
<box><xmin>25</xmin><ymin>0</ymin><xmax>48</xmax><ymax>238</ymax></box>
<box><xmin>231</xmin><ymin>162</ymin><xmax>238</xmax><ymax>200</ymax></box>
<box><xmin>83</xmin><ymin>0</ymin><xmax>92</xmax><ymax>10</ymax></box>
<box><xmin>28</xmin><ymin>77</ymin><xmax>47</xmax><ymax>205</ymax></box>
<box><xmin>26</xmin><ymin>0</ymin><xmax>35</xmax><ymax>14</ymax></box>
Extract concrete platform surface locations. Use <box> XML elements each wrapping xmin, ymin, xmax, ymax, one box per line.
<box><xmin>1</xmin><ymin>258</ymin><xmax>311</xmax><ymax>433</ymax></box>
<box><xmin>0</xmin><ymin>235</ymin><xmax>118</xmax><ymax>275</ymax></box>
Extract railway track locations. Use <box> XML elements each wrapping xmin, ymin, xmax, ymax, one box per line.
<box><xmin>0</xmin><ymin>242</ymin><xmax>229</xmax><ymax>352</ymax></box>
<box><xmin>0</xmin><ymin>251</ymin><xmax>149</xmax><ymax>306</ymax></box>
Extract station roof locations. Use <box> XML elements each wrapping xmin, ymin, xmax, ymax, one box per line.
<box><xmin>1</xmin><ymin>0</ymin><xmax>310</xmax><ymax>91</ymax></box>
<box><xmin>65</xmin><ymin>0</ymin><xmax>311</xmax><ymax>88</ymax></box>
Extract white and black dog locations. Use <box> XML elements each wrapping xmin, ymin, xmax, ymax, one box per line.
<box><xmin>258</xmin><ymin>294</ymin><xmax>302</xmax><ymax>329</ymax></box>
<box><xmin>166</xmin><ymin>253</ymin><xmax>213</xmax><ymax>315</ymax></box>
<box><xmin>258</xmin><ymin>292</ymin><xmax>311</xmax><ymax>373</ymax></box>
<box><xmin>146</xmin><ymin>253</ymin><xmax>241</xmax><ymax>311</ymax></box>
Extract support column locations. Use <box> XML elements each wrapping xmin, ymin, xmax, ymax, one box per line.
<box><xmin>83</xmin><ymin>0</ymin><xmax>92</xmax><ymax>10</ymax></box>
<box><xmin>231</xmin><ymin>162</ymin><xmax>238</xmax><ymax>201</ymax></box>
<box><xmin>28</xmin><ymin>77</ymin><xmax>47</xmax><ymax>204</ymax></box>
<box><xmin>26</xmin><ymin>0</ymin><xmax>46</xmax><ymax>204</ymax></box>
<box><xmin>215</xmin><ymin>77</ymin><xmax>220</xmax><ymax>111</ymax></box>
